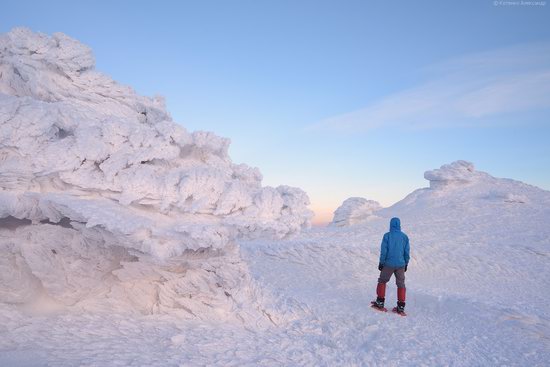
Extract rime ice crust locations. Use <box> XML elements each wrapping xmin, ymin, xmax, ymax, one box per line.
<box><xmin>385</xmin><ymin>160</ymin><xmax>550</xmax><ymax>223</ymax></box>
<box><xmin>0</xmin><ymin>27</ymin><xmax>312</xmax><ymax>255</ymax></box>
<box><xmin>331</xmin><ymin>197</ymin><xmax>381</xmax><ymax>227</ymax></box>
<box><xmin>333</xmin><ymin>160</ymin><xmax>550</xmax><ymax>227</ymax></box>
<box><xmin>423</xmin><ymin>160</ymin><xmax>485</xmax><ymax>189</ymax></box>
<box><xmin>0</xmin><ymin>28</ymin><xmax>312</xmax><ymax>322</ymax></box>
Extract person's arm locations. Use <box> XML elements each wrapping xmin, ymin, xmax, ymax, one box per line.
<box><xmin>379</xmin><ymin>233</ymin><xmax>388</xmax><ymax>269</ymax></box>
<box><xmin>404</xmin><ymin>235</ymin><xmax>410</xmax><ymax>270</ymax></box>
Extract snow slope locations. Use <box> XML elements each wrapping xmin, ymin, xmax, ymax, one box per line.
<box><xmin>330</xmin><ymin>160</ymin><xmax>550</xmax><ymax>315</ymax></box>
<box><xmin>1</xmin><ymin>27</ymin><xmax>549</xmax><ymax>366</ymax></box>
<box><xmin>239</xmin><ymin>160</ymin><xmax>550</xmax><ymax>365</ymax></box>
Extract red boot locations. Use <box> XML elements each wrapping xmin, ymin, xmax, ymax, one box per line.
<box><xmin>397</xmin><ymin>287</ymin><xmax>406</xmax><ymax>303</ymax></box>
<box><xmin>393</xmin><ymin>287</ymin><xmax>406</xmax><ymax>315</ymax></box>
<box><xmin>377</xmin><ymin>283</ymin><xmax>386</xmax><ymax>299</ymax></box>
<box><xmin>371</xmin><ymin>283</ymin><xmax>386</xmax><ymax>310</ymax></box>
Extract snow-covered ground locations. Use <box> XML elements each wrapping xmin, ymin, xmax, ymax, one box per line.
<box><xmin>1</xmin><ymin>29</ymin><xmax>549</xmax><ymax>366</ymax></box>
<box><xmin>2</xmin><ymin>163</ymin><xmax>549</xmax><ymax>367</ymax></box>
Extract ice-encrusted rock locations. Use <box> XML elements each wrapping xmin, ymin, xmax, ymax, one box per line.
<box><xmin>331</xmin><ymin>197</ymin><xmax>381</xmax><ymax>227</ymax></box>
<box><xmin>333</xmin><ymin>161</ymin><xmax>548</xmax><ymax>229</ymax></box>
<box><xmin>423</xmin><ymin>160</ymin><xmax>486</xmax><ymax>189</ymax></box>
<box><xmin>385</xmin><ymin>160</ymin><xmax>550</xmax><ymax>222</ymax></box>
<box><xmin>0</xmin><ymin>28</ymin><xmax>312</xmax><ymax>324</ymax></box>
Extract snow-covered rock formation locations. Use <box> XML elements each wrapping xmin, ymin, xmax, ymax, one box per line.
<box><xmin>389</xmin><ymin>160</ymin><xmax>546</xmax><ymax>217</ymax></box>
<box><xmin>333</xmin><ymin>160</ymin><xmax>548</xmax><ymax>229</ymax></box>
<box><xmin>330</xmin><ymin>197</ymin><xmax>381</xmax><ymax>226</ymax></box>
<box><xmin>0</xmin><ymin>28</ymin><xmax>312</xmax><ymax>323</ymax></box>
<box><xmin>423</xmin><ymin>160</ymin><xmax>484</xmax><ymax>189</ymax></box>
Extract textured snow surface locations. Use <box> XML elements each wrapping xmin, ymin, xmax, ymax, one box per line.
<box><xmin>1</xmin><ymin>27</ymin><xmax>549</xmax><ymax>366</ymax></box>
<box><xmin>2</xmin><ymin>159</ymin><xmax>549</xmax><ymax>366</ymax></box>
<box><xmin>0</xmin><ymin>27</ymin><xmax>312</xmax><ymax>323</ymax></box>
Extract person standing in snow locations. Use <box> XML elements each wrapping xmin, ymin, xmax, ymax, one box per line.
<box><xmin>371</xmin><ymin>217</ymin><xmax>410</xmax><ymax>315</ymax></box>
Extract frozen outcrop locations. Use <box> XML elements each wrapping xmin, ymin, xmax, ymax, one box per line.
<box><xmin>386</xmin><ymin>160</ymin><xmax>550</xmax><ymax>221</ymax></box>
<box><xmin>0</xmin><ymin>28</ymin><xmax>312</xmax><ymax>323</ymax></box>
<box><xmin>423</xmin><ymin>160</ymin><xmax>487</xmax><ymax>189</ymax></box>
<box><xmin>334</xmin><ymin>161</ymin><xmax>549</xmax><ymax>229</ymax></box>
<box><xmin>331</xmin><ymin>197</ymin><xmax>382</xmax><ymax>227</ymax></box>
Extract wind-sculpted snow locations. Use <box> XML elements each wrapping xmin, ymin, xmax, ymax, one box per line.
<box><xmin>1</xmin><ymin>155</ymin><xmax>549</xmax><ymax>365</ymax></box>
<box><xmin>2</xmin><ymin>27</ymin><xmax>548</xmax><ymax>366</ymax></box>
<box><xmin>330</xmin><ymin>197</ymin><xmax>381</xmax><ymax>226</ymax></box>
<box><xmin>388</xmin><ymin>160</ymin><xmax>550</xmax><ymax>219</ymax></box>
<box><xmin>423</xmin><ymin>160</ymin><xmax>485</xmax><ymax>189</ymax></box>
<box><xmin>0</xmin><ymin>28</ymin><xmax>312</xmax><ymax>323</ymax></box>
<box><xmin>335</xmin><ymin>160</ymin><xmax>550</xmax><ymax>229</ymax></box>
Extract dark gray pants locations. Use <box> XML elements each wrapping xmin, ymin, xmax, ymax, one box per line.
<box><xmin>378</xmin><ymin>266</ymin><xmax>406</xmax><ymax>288</ymax></box>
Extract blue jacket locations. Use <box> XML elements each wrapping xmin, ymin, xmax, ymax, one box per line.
<box><xmin>379</xmin><ymin>217</ymin><xmax>410</xmax><ymax>268</ymax></box>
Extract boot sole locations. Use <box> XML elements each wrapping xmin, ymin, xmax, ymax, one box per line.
<box><xmin>370</xmin><ymin>302</ymin><xmax>387</xmax><ymax>312</ymax></box>
<box><xmin>392</xmin><ymin>307</ymin><xmax>407</xmax><ymax>316</ymax></box>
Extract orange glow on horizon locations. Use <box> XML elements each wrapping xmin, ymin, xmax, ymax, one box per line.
<box><xmin>309</xmin><ymin>203</ymin><xmax>335</xmax><ymax>226</ymax></box>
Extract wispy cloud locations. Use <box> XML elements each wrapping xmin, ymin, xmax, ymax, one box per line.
<box><xmin>311</xmin><ymin>42</ymin><xmax>550</xmax><ymax>131</ymax></box>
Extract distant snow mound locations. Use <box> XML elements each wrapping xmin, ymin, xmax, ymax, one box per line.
<box><xmin>424</xmin><ymin>160</ymin><xmax>486</xmax><ymax>189</ymax></box>
<box><xmin>331</xmin><ymin>197</ymin><xmax>381</xmax><ymax>227</ymax></box>
<box><xmin>386</xmin><ymin>160</ymin><xmax>550</xmax><ymax>220</ymax></box>
<box><xmin>0</xmin><ymin>28</ymin><xmax>312</xmax><ymax>324</ymax></box>
<box><xmin>334</xmin><ymin>160</ymin><xmax>550</xmax><ymax>229</ymax></box>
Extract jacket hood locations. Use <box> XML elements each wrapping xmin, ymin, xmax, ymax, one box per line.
<box><xmin>390</xmin><ymin>217</ymin><xmax>401</xmax><ymax>231</ymax></box>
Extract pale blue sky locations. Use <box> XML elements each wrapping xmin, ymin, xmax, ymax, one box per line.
<box><xmin>2</xmin><ymin>0</ymin><xmax>549</xmax><ymax>223</ymax></box>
